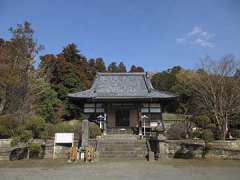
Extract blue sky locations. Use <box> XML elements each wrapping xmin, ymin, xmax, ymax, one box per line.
<box><xmin>0</xmin><ymin>0</ymin><xmax>240</xmax><ymax>71</ymax></box>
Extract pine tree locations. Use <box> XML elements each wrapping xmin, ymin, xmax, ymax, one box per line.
<box><xmin>118</xmin><ymin>62</ymin><xmax>127</xmax><ymax>72</ymax></box>
<box><xmin>108</xmin><ymin>62</ymin><xmax>118</xmax><ymax>72</ymax></box>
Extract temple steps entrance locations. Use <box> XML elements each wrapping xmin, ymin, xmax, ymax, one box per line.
<box><xmin>106</xmin><ymin>128</ymin><xmax>133</xmax><ymax>134</ymax></box>
<box><xmin>97</xmin><ymin>134</ymin><xmax>147</xmax><ymax>160</ymax></box>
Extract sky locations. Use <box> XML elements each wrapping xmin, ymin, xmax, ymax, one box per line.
<box><xmin>0</xmin><ymin>0</ymin><xmax>240</xmax><ymax>71</ymax></box>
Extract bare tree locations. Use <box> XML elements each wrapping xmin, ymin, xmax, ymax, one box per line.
<box><xmin>177</xmin><ymin>55</ymin><xmax>240</xmax><ymax>140</ymax></box>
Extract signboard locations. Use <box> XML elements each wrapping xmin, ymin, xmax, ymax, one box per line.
<box><xmin>53</xmin><ymin>133</ymin><xmax>74</xmax><ymax>159</ymax></box>
<box><xmin>150</xmin><ymin>122</ymin><xmax>158</xmax><ymax>128</ymax></box>
<box><xmin>54</xmin><ymin>133</ymin><xmax>74</xmax><ymax>144</ymax></box>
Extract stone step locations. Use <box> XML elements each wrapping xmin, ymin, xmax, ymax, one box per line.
<box><xmin>97</xmin><ymin>134</ymin><xmax>147</xmax><ymax>160</ymax></box>
<box><xmin>98</xmin><ymin>141</ymin><xmax>145</xmax><ymax>145</ymax></box>
<box><xmin>101</xmin><ymin>136</ymin><xmax>138</xmax><ymax>140</ymax></box>
<box><xmin>99</xmin><ymin>147</ymin><xmax>145</xmax><ymax>151</ymax></box>
<box><xmin>99</xmin><ymin>151</ymin><xmax>145</xmax><ymax>156</ymax></box>
<box><xmin>99</xmin><ymin>154</ymin><xmax>146</xmax><ymax>160</ymax></box>
<box><xmin>107</xmin><ymin>128</ymin><xmax>133</xmax><ymax>134</ymax></box>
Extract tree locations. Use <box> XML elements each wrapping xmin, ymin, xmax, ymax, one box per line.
<box><xmin>32</xmin><ymin>78</ymin><xmax>63</xmax><ymax>123</ymax></box>
<box><xmin>177</xmin><ymin>56</ymin><xmax>240</xmax><ymax>140</ymax></box>
<box><xmin>95</xmin><ymin>58</ymin><xmax>106</xmax><ymax>72</ymax></box>
<box><xmin>108</xmin><ymin>62</ymin><xmax>118</xmax><ymax>72</ymax></box>
<box><xmin>151</xmin><ymin>66</ymin><xmax>193</xmax><ymax>114</ymax></box>
<box><xmin>129</xmin><ymin>65</ymin><xmax>144</xmax><ymax>72</ymax></box>
<box><xmin>118</xmin><ymin>62</ymin><xmax>127</xmax><ymax>72</ymax></box>
<box><xmin>0</xmin><ymin>22</ymin><xmax>42</xmax><ymax>121</ymax></box>
<box><xmin>40</xmin><ymin>44</ymin><xmax>90</xmax><ymax>119</ymax></box>
<box><xmin>151</xmin><ymin>66</ymin><xmax>182</xmax><ymax>91</ymax></box>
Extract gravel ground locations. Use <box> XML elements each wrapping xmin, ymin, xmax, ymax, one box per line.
<box><xmin>0</xmin><ymin>159</ymin><xmax>240</xmax><ymax>180</ymax></box>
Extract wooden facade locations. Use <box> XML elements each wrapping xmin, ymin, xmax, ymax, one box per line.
<box><xmin>68</xmin><ymin>73</ymin><xmax>176</xmax><ymax>135</ymax></box>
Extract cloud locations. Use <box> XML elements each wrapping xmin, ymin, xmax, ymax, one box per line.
<box><xmin>176</xmin><ymin>26</ymin><xmax>215</xmax><ymax>48</ymax></box>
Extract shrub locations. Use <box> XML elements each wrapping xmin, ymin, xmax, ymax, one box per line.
<box><xmin>40</xmin><ymin>120</ymin><xmax>101</xmax><ymax>140</ymax></box>
<box><xmin>201</xmin><ymin>129</ymin><xmax>214</xmax><ymax>158</ymax></box>
<box><xmin>192</xmin><ymin>115</ymin><xmax>211</xmax><ymax>128</ymax></box>
<box><xmin>29</xmin><ymin>143</ymin><xmax>43</xmax><ymax>159</ymax></box>
<box><xmin>230</xmin><ymin>129</ymin><xmax>240</xmax><ymax>138</ymax></box>
<box><xmin>0</xmin><ymin>116</ymin><xmax>21</xmax><ymax>138</ymax></box>
<box><xmin>25</xmin><ymin>116</ymin><xmax>46</xmax><ymax>138</ymax></box>
<box><xmin>89</xmin><ymin>122</ymin><xmax>101</xmax><ymax>139</ymax></box>
<box><xmin>166</xmin><ymin>122</ymin><xmax>189</xmax><ymax>140</ymax></box>
<box><xmin>191</xmin><ymin>131</ymin><xmax>201</xmax><ymax>139</ymax></box>
<box><xmin>39</xmin><ymin>123</ymin><xmax>55</xmax><ymax>140</ymax></box>
<box><xmin>201</xmin><ymin>129</ymin><xmax>214</xmax><ymax>143</ymax></box>
<box><xmin>11</xmin><ymin>130</ymin><xmax>32</xmax><ymax>146</ymax></box>
<box><xmin>40</xmin><ymin>120</ymin><xmax>82</xmax><ymax>140</ymax></box>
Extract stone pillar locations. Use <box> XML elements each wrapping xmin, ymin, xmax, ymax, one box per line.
<box><xmin>138</xmin><ymin>105</ymin><xmax>143</xmax><ymax>136</ymax></box>
<box><xmin>103</xmin><ymin>113</ymin><xmax>107</xmax><ymax>135</ymax></box>
<box><xmin>81</xmin><ymin>119</ymin><xmax>89</xmax><ymax>147</ymax></box>
<box><xmin>158</xmin><ymin>134</ymin><xmax>168</xmax><ymax>159</ymax></box>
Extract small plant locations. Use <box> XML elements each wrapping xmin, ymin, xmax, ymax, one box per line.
<box><xmin>29</xmin><ymin>143</ymin><xmax>43</xmax><ymax>159</ymax></box>
<box><xmin>201</xmin><ymin>129</ymin><xmax>214</xmax><ymax>158</ymax></box>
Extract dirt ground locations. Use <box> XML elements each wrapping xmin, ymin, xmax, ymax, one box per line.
<box><xmin>0</xmin><ymin>159</ymin><xmax>240</xmax><ymax>180</ymax></box>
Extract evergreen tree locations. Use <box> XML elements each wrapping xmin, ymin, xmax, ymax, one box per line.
<box><xmin>108</xmin><ymin>62</ymin><xmax>118</xmax><ymax>72</ymax></box>
<box><xmin>129</xmin><ymin>65</ymin><xmax>144</xmax><ymax>72</ymax></box>
<box><xmin>0</xmin><ymin>22</ymin><xmax>42</xmax><ymax>121</ymax></box>
<box><xmin>95</xmin><ymin>58</ymin><xmax>106</xmax><ymax>72</ymax></box>
<box><xmin>118</xmin><ymin>62</ymin><xmax>127</xmax><ymax>72</ymax></box>
<box><xmin>40</xmin><ymin>44</ymin><xmax>89</xmax><ymax>119</ymax></box>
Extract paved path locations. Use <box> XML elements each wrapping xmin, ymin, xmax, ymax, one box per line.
<box><xmin>0</xmin><ymin>160</ymin><xmax>240</xmax><ymax>180</ymax></box>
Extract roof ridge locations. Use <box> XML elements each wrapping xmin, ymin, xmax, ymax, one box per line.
<box><xmin>97</xmin><ymin>72</ymin><xmax>146</xmax><ymax>76</ymax></box>
<box><xmin>142</xmin><ymin>74</ymin><xmax>151</xmax><ymax>93</ymax></box>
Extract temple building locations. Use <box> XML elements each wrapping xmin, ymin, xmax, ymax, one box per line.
<box><xmin>68</xmin><ymin>72</ymin><xmax>176</xmax><ymax>135</ymax></box>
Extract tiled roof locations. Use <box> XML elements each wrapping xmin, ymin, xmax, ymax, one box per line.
<box><xmin>68</xmin><ymin>72</ymin><xmax>176</xmax><ymax>99</ymax></box>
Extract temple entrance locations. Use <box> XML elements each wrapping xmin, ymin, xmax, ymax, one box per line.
<box><xmin>115</xmin><ymin>110</ymin><xmax>130</xmax><ymax>127</ymax></box>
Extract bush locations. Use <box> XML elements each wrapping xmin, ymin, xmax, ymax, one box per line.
<box><xmin>40</xmin><ymin>120</ymin><xmax>82</xmax><ymax>140</ymax></box>
<box><xmin>201</xmin><ymin>129</ymin><xmax>214</xmax><ymax>143</ymax></box>
<box><xmin>166</xmin><ymin>122</ymin><xmax>189</xmax><ymax>140</ymax></box>
<box><xmin>11</xmin><ymin>130</ymin><xmax>32</xmax><ymax>146</ymax></box>
<box><xmin>39</xmin><ymin>123</ymin><xmax>55</xmax><ymax>140</ymax></box>
<box><xmin>231</xmin><ymin>129</ymin><xmax>240</xmax><ymax>138</ymax></box>
<box><xmin>30</xmin><ymin>143</ymin><xmax>42</xmax><ymax>151</ymax></box>
<box><xmin>25</xmin><ymin>116</ymin><xmax>46</xmax><ymax>138</ymax></box>
<box><xmin>39</xmin><ymin>120</ymin><xmax>101</xmax><ymax>140</ymax></box>
<box><xmin>0</xmin><ymin>116</ymin><xmax>21</xmax><ymax>138</ymax></box>
<box><xmin>89</xmin><ymin>122</ymin><xmax>101</xmax><ymax>139</ymax></box>
<box><xmin>191</xmin><ymin>131</ymin><xmax>201</xmax><ymax>139</ymax></box>
<box><xmin>192</xmin><ymin>115</ymin><xmax>211</xmax><ymax>128</ymax></box>
<box><xmin>29</xmin><ymin>143</ymin><xmax>43</xmax><ymax>159</ymax></box>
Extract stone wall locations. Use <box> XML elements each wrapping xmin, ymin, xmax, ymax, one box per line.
<box><xmin>0</xmin><ymin>139</ymin><xmax>79</xmax><ymax>160</ymax></box>
<box><xmin>159</xmin><ymin>139</ymin><xmax>240</xmax><ymax>160</ymax></box>
<box><xmin>0</xmin><ymin>139</ymin><xmax>11</xmax><ymax>160</ymax></box>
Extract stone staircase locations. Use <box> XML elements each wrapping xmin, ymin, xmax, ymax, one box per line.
<box><xmin>97</xmin><ymin>134</ymin><xmax>147</xmax><ymax>160</ymax></box>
